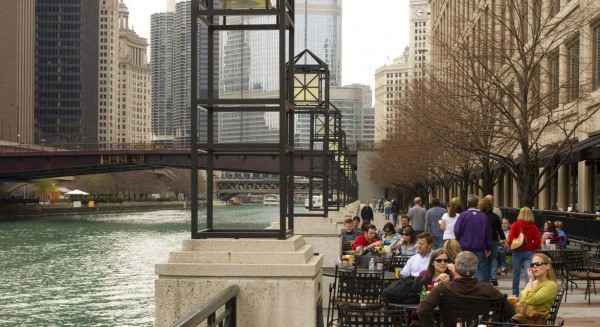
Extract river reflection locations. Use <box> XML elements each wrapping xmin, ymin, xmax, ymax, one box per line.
<box><xmin>0</xmin><ymin>204</ymin><xmax>297</xmax><ymax>326</ymax></box>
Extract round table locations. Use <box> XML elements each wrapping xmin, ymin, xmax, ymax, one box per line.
<box><xmin>322</xmin><ymin>266</ymin><xmax>398</xmax><ymax>281</ymax></box>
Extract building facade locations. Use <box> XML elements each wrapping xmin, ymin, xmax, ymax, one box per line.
<box><xmin>117</xmin><ymin>2</ymin><xmax>152</xmax><ymax>143</ymax></box>
<box><xmin>0</xmin><ymin>0</ymin><xmax>35</xmax><ymax>144</ymax></box>
<box><xmin>429</xmin><ymin>0</ymin><xmax>600</xmax><ymax>212</ymax></box>
<box><xmin>373</xmin><ymin>47</ymin><xmax>411</xmax><ymax>142</ymax></box>
<box><xmin>34</xmin><ymin>0</ymin><xmax>99</xmax><ymax>145</ymax></box>
<box><xmin>217</xmin><ymin>0</ymin><xmax>342</xmax><ymax>144</ymax></box>
<box><xmin>98</xmin><ymin>0</ymin><xmax>120</xmax><ymax>144</ymax></box>
<box><xmin>330</xmin><ymin>84</ymin><xmax>373</xmax><ymax>151</ymax></box>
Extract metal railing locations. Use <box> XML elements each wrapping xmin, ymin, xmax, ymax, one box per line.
<box><xmin>502</xmin><ymin>208</ymin><xmax>600</xmax><ymax>243</ymax></box>
<box><xmin>172</xmin><ymin>285</ymin><xmax>239</xmax><ymax>327</ymax></box>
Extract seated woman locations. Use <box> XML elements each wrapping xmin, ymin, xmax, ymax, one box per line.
<box><xmin>541</xmin><ymin>221</ymin><xmax>561</xmax><ymax>246</ymax></box>
<box><xmin>515</xmin><ymin>253</ymin><xmax>558</xmax><ymax>322</ymax></box>
<box><xmin>392</xmin><ymin>226</ymin><xmax>418</xmax><ymax>256</ymax></box>
<box><xmin>419</xmin><ymin>248</ymin><xmax>455</xmax><ymax>285</ymax></box>
<box><xmin>554</xmin><ymin>221</ymin><xmax>568</xmax><ymax>249</ymax></box>
<box><xmin>381</xmin><ymin>222</ymin><xmax>401</xmax><ymax>246</ymax></box>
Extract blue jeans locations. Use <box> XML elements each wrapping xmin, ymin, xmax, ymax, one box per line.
<box><xmin>512</xmin><ymin>250</ymin><xmax>533</xmax><ymax>297</ymax></box>
<box><xmin>392</xmin><ymin>213</ymin><xmax>398</xmax><ymax>226</ymax></box>
<box><xmin>488</xmin><ymin>240</ymin><xmax>499</xmax><ymax>281</ymax></box>
<box><xmin>384</xmin><ymin>208</ymin><xmax>391</xmax><ymax>220</ymax></box>
<box><xmin>474</xmin><ymin>251</ymin><xmax>490</xmax><ymax>283</ymax></box>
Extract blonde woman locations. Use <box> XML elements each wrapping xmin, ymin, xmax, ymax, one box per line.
<box><xmin>440</xmin><ymin>197</ymin><xmax>462</xmax><ymax>240</ymax></box>
<box><xmin>514</xmin><ymin>253</ymin><xmax>558</xmax><ymax>323</ymax></box>
<box><xmin>507</xmin><ymin>207</ymin><xmax>541</xmax><ymax>297</ymax></box>
<box><xmin>443</xmin><ymin>239</ymin><xmax>461</xmax><ymax>262</ymax></box>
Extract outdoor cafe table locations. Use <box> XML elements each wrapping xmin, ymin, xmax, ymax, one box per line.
<box><xmin>322</xmin><ymin>267</ymin><xmax>398</xmax><ymax>281</ymax></box>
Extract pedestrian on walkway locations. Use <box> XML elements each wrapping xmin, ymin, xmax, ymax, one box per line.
<box><xmin>361</xmin><ymin>201</ymin><xmax>374</xmax><ymax>224</ymax></box>
<box><xmin>383</xmin><ymin>198</ymin><xmax>392</xmax><ymax>220</ymax></box>
<box><xmin>425</xmin><ymin>198</ymin><xmax>446</xmax><ymax>249</ymax></box>
<box><xmin>507</xmin><ymin>206</ymin><xmax>541</xmax><ymax>297</ymax></box>
<box><xmin>407</xmin><ymin>197</ymin><xmax>426</xmax><ymax>235</ymax></box>
<box><xmin>479</xmin><ymin>197</ymin><xmax>505</xmax><ymax>286</ymax></box>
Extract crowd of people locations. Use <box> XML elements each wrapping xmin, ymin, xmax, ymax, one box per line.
<box><xmin>340</xmin><ymin>194</ymin><xmax>567</xmax><ymax>326</ymax></box>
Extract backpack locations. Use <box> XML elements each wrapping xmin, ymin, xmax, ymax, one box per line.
<box><xmin>381</xmin><ymin>275</ymin><xmax>427</xmax><ymax>304</ymax></box>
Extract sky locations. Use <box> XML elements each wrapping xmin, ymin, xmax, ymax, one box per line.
<box><xmin>124</xmin><ymin>0</ymin><xmax>410</xmax><ymax>91</ymax></box>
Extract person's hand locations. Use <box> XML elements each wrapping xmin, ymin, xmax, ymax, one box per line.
<box><xmin>447</xmin><ymin>263</ymin><xmax>456</xmax><ymax>275</ymax></box>
<box><xmin>435</xmin><ymin>273</ymin><xmax>450</xmax><ymax>283</ymax></box>
<box><xmin>527</xmin><ymin>268</ymin><xmax>535</xmax><ymax>282</ymax></box>
<box><xmin>485</xmin><ymin>250</ymin><xmax>491</xmax><ymax>257</ymax></box>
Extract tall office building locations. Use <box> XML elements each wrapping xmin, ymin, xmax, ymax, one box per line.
<box><xmin>150</xmin><ymin>9</ymin><xmax>175</xmax><ymax>144</ymax></box>
<box><xmin>218</xmin><ymin>0</ymin><xmax>342</xmax><ymax>144</ymax></box>
<box><xmin>330</xmin><ymin>84</ymin><xmax>373</xmax><ymax>151</ymax></box>
<box><xmin>117</xmin><ymin>2</ymin><xmax>152</xmax><ymax>143</ymax></box>
<box><xmin>0</xmin><ymin>0</ymin><xmax>35</xmax><ymax>144</ymax></box>
<box><xmin>98</xmin><ymin>0</ymin><xmax>120</xmax><ymax>144</ymax></box>
<box><xmin>35</xmin><ymin>0</ymin><xmax>99</xmax><ymax>145</ymax></box>
<box><xmin>151</xmin><ymin>1</ymin><xmax>217</xmax><ymax>146</ymax></box>
<box><xmin>373</xmin><ymin>47</ymin><xmax>411</xmax><ymax>142</ymax></box>
<box><xmin>409</xmin><ymin>0</ymin><xmax>430</xmax><ymax>78</ymax></box>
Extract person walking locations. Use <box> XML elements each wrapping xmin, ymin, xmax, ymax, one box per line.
<box><xmin>360</xmin><ymin>201</ymin><xmax>374</xmax><ymax>224</ymax></box>
<box><xmin>441</xmin><ymin>197</ymin><xmax>462</xmax><ymax>241</ymax></box>
<box><xmin>506</xmin><ymin>206</ymin><xmax>541</xmax><ymax>298</ymax></box>
<box><xmin>391</xmin><ymin>198</ymin><xmax>400</xmax><ymax>226</ymax></box>
<box><xmin>479</xmin><ymin>197</ymin><xmax>505</xmax><ymax>286</ymax></box>
<box><xmin>425</xmin><ymin>198</ymin><xmax>446</xmax><ymax>249</ymax></box>
<box><xmin>407</xmin><ymin>197</ymin><xmax>427</xmax><ymax>235</ymax></box>
<box><xmin>383</xmin><ymin>198</ymin><xmax>392</xmax><ymax>220</ymax></box>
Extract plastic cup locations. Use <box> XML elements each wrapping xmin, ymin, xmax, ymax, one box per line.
<box><xmin>395</xmin><ymin>267</ymin><xmax>401</xmax><ymax>279</ymax></box>
<box><xmin>546</xmin><ymin>239</ymin><xmax>551</xmax><ymax>245</ymax></box>
<box><xmin>376</xmin><ymin>262</ymin><xmax>384</xmax><ymax>270</ymax></box>
<box><xmin>507</xmin><ymin>296</ymin><xmax>517</xmax><ymax>306</ymax></box>
<box><xmin>427</xmin><ymin>284</ymin><xmax>434</xmax><ymax>292</ymax></box>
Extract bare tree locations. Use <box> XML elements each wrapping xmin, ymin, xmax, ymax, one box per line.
<box><xmin>419</xmin><ymin>1</ymin><xmax>600</xmax><ymax>207</ymax></box>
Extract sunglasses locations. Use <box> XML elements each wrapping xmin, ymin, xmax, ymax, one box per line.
<box><xmin>434</xmin><ymin>258</ymin><xmax>450</xmax><ymax>263</ymax></box>
<box><xmin>531</xmin><ymin>262</ymin><xmax>549</xmax><ymax>267</ymax></box>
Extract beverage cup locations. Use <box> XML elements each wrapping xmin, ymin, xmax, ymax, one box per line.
<box><xmin>376</xmin><ymin>262</ymin><xmax>384</xmax><ymax>270</ymax></box>
<box><xmin>507</xmin><ymin>296</ymin><xmax>517</xmax><ymax>306</ymax></box>
<box><xmin>395</xmin><ymin>267</ymin><xmax>401</xmax><ymax>279</ymax></box>
<box><xmin>427</xmin><ymin>284</ymin><xmax>434</xmax><ymax>292</ymax></box>
<box><xmin>546</xmin><ymin>239</ymin><xmax>551</xmax><ymax>245</ymax></box>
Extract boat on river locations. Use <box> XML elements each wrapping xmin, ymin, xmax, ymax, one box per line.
<box><xmin>304</xmin><ymin>195</ymin><xmax>323</xmax><ymax>209</ymax></box>
<box><xmin>262</xmin><ymin>194</ymin><xmax>280</xmax><ymax>206</ymax></box>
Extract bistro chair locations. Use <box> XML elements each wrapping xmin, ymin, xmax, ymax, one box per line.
<box><xmin>563</xmin><ymin>249</ymin><xmax>600</xmax><ymax>304</ymax></box>
<box><xmin>337</xmin><ymin>304</ymin><xmax>409</xmax><ymax>327</ymax></box>
<box><xmin>386</xmin><ymin>254</ymin><xmax>411</xmax><ymax>272</ymax></box>
<box><xmin>327</xmin><ymin>266</ymin><xmax>385</xmax><ymax>327</ymax></box>
<box><xmin>438</xmin><ymin>293</ymin><xmax>507</xmax><ymax>327</ymax></box>
<box><xmin>485</xmin><ymin>320</ymin><xmax>564</xmax><ymax>327</ymax></box>
<box><xmin>341</xmin><ymin>241</ymin><xmax>353</xmax><ymax>254</ymax></box>
<box><xmin>545</xmin><ymin>288</ymin><xmax>565</xmax><ymax>325</ymax></box>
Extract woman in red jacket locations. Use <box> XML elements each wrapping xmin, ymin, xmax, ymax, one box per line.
<box><xmin>507</xmin><ymin>207</ymin><xmax>541</xmax><ymax>297</ymax></box>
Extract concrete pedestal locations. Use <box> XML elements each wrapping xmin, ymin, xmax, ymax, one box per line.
<box><xmin>155</xmin><ymin>235</ymin><xmax>323</xmax><ymax>327</ymax></box>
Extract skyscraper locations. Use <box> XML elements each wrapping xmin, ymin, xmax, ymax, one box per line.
<box><xmin>150</xmin><ymin>9</ymin><xmax>175</xmax><ymax>145</ymax></box>
<box><xmin>35</xmin><ymin>0</ymin><xmax>99</xmax><ymax>145</ymax></box>
<box><xmin>218</xmin><ymin>0</ymin><xmax>342</xmax><ymax>144</ymax></box>
<box><xmin>151</xmin><ymin>0</ymin><xmax>218</xmax><ymax>146</ymax></box>
<box><xmin>98</xmin><ymin>0</ymin><xmax>120</xmax><ymax>144</ymax></box>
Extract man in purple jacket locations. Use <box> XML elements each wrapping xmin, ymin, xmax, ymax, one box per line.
<box><xmin>454</xmin><ymin>194</ymin><xmax>492</xmax><ymax>282</ymax></box>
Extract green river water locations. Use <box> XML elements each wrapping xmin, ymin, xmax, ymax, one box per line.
<box><xmin>0</xmin><ymin>204</ymin><xmax>301</xmax><ymax>326</ymax></box>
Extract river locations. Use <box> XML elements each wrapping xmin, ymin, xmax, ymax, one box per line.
<box><xmin>0</xmin><ymin>204</ymin><xmax>305</xmax><ymax>326</ymax></box>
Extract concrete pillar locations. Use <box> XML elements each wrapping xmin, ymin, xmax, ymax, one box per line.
<box><xmin>538</xmin><ymin>168</ymin><xmax>549</xmax><ymax>210</ymax></box>
<box><xmin>503</xmin><ymin>174</ymin><xmax>511</xmax><ymax>208</ymax></box>
<box><xmin>155</xmin><ymin>235</ymin><xmax>323</xmax><ymax>327</ymax></box>
<box><xmin>557</xmin><ymin>165</ymin><xmax>568</xmax><ymax>211</ymax></box>
<box><xmin>512</xmin><ymin>178</ymin><xmax>520</xmax><ymax>208</ymax></box>
<box><xmin>493</xmin><ymin>182</ymin><xmax>501</xmax><ymax>208</ymax></box>
<box><xmin>579</xmin><ymin>161</ymin><xmax>592</xmax><ymax>212</ymax></box>
<box><xmin>478</xmin><ymin>178</ymin><xmax>484</xmax><ymax>198</ymax></box>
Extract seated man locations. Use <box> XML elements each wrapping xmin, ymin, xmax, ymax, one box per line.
<box><xmin>417</xmin><ymin>251</ymin><xmax>515</xmax><ymax>327</ymax></box>
<box><xmin>401</xmin><ymin>232</ymin><xmax>433</xmax><ymax>278</ymax></box>
<box><xmin>352</xmin><ymin>223</ymin><xmax>383</xmax><ymax>250</ymax></box>
<box><xmin>341</xmin><ymin>217</ymin><xmax>361</xmax><ymax>246</ymax></box>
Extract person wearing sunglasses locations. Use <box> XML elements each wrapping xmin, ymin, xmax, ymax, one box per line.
<box><xmin>516</xmin><ymin>253</ymin><xmax>558</xmax><ymax>313</ymax></box>
<box><xmin>391</xmin><ymin>226</ymin><xmax>418</xmax><ymax>256</ymax></box>
<box><xmin>381</xmin><ymin>222</ymin><xmax>400</xmax><ymax>246</ymax></box>
<box><xmin>419</xmin><ymin>249</ymin><xmax>455</xmax><ymax>285</ymax></box>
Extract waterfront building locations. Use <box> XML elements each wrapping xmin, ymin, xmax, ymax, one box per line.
<box><xmin>374</xmin><ymin>48</ymin><xmax>411</xmax><ymax>142</ymax></box>
<box><xmin>150</xmin><ymin>9</ymin><xmax>175</xmax><ymax>145</ymax></box>
<box><xmin>0</xmin><ymin>0</ymin><xmax>35</xmax><ymax>144</ymax></box>
<box><xmin>218</xmin><ymin>0</ymin><xmax>342</xmax><ymax>145</ymax></box>
<box><xmin>117</xmin><ymin>2</ymin><xmax>152</xmax><ymax>143</ymax></box>
<box><xmin>429</xmin><ymin>0</ymin><xmax>600</xmax><ymax>212</ymax></box>
<box><xmin>98</xmin><ymin>0</ymin><xmax>120</xmax><ymax>145</ymax></box>
<box><xmin>151</xmin><ymin>0</ymin><xmax>218</xmax><ymax>146</ymax></box>
<box><xmin>330</xmin><ymin>84</ymin><xmax>373</xmax><ymax>151</ymax></box>
<box><xmin>34</xmin><ymin>0</ymin><xmax>99</xmax><ymax>145</ymax></box>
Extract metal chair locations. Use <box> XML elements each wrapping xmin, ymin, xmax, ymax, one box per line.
<box><xmin>327</xmin><ymin>266</ymin><xmax>385</xmax><ymax>327</ymax></box>
<box><xmin>485</xmin><ymin>320</ymin><xmax>564</xmax><ymax>326</ymax></box>
<box><xmin>438</xmin><ymin>293</ymin><xmax>508</xmax><ymax>327</ymax></box>
<box><xmin>386</xmin><ymin>254</ymin><xmax>411</xmax><ymax>272</ymax></box>
<box><xmin>337</xmin><ymin>304</ymin><xmax>409</xmax><ymax>327</ymax></box>
<box><xmin>563</xmin><ymin>249</ymin><xmax>600</xmax><ymax>304</ymax></box>
<box><xmin>545</xmin><ymin>288</ymin><xmax>564</xmax><ymax>325</ymax></box>
<box><xmin>341</xmin><ymin>241</ymin><xmax>353</xmax><ymax>254</ymax></box>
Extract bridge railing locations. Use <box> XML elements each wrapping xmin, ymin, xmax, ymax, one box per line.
<box><xmin>0</xmin><ymin>142</ymin><xmax>187</xmax><ymax>154</ymax></box>
<box><xmin>171</xmin><ymin>284</ymin><xmax>239</xmax><ymax>327</ymax></box>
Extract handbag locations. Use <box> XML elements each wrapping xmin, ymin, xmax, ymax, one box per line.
<box><xmin>510</xmin><ymin>228</ymin><xmax>527</xmax><ymax>251</ymax></box>
<box><xmin>512</xmin><ymin>303</ymin><xmax>549</xmax><ymax>324</ymax></box>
